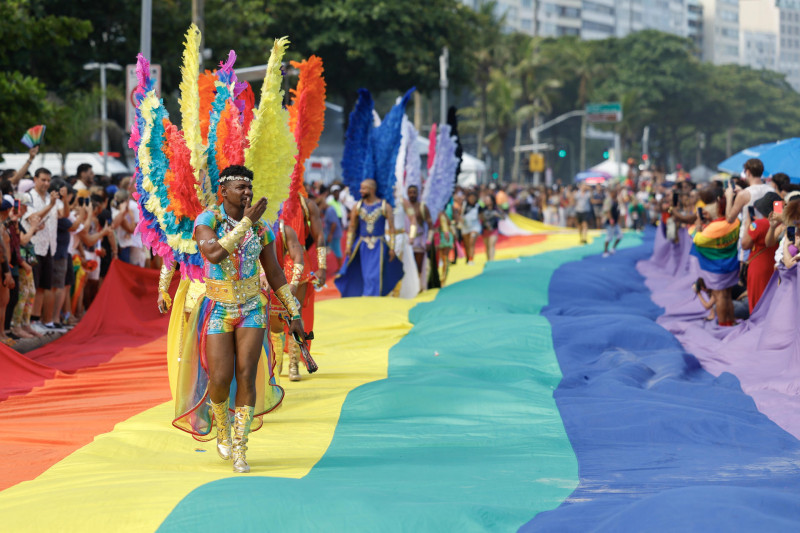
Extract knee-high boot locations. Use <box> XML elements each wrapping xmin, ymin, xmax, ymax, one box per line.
<box><xmin>231</xmin><ymin>405</ymin><xmax>254</xmax><ymax>473</ymax></box>
<box><xmin>269</xmin><ymin>330</ymin><xmax>285</xmax><ymax>376</ymax></box>
<box><xmin>288</xmin><ymin>341</ymin><xmax>301</xmax><ymax>382</ymax></box>
<box><xmin>209</xmin><ymin>399</ymin><xmax>232</xmax><ymax>460</ymax></box>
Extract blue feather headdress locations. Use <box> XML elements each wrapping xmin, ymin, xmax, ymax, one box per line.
<box><xmin>365</xmin><ymin>87</ymin><xmax>414</xmax><ymax>206</ymax></box>
<box><xmin>341</xmin><ymin>89</ymin><xmax>374</xmax><ymax>199</ymax></box>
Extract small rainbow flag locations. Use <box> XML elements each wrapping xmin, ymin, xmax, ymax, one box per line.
<box><xmin>20</xmin><ymin>125</ymin><xmax>46</xmax><ymax>149</ymax></box>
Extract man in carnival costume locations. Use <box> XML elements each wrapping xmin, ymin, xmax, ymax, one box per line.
<box><xmin>335</xmin><ymin>88</ymin><xmax>413</xmax><ymax>297</ymax></box>
<box><xmin>131</xmin><ymin>26</ymin><xmax>302</xmax><ymax>473</ymax></box>
<box><xmin>268</xmin><ymin>55</ymin><xmax>327</xmax><ymax>382</ymax></box>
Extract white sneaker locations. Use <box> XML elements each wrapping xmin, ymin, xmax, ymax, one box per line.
<box><xmin>602</xmin><ymin>252</ymin><xmax>610</xmax><ymax>258</ymax></box>
<box><xmin>29</xmin><ymin>321</ymin><xmax>50</xmax><ymax>335</ymax></box>
<box><xmin>610</xmin><ymin>248</ymin><xmax>617</xmax><ymax>255</ymax></box>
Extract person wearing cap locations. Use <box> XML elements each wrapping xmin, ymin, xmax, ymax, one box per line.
<box><xmin>742</xmin><ymin>192</ymin><xmax>782</xmax><ymax>313</ymax></box>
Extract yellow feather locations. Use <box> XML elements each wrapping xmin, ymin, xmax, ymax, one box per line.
<box><xmin>247</xmin><ymin>37</ymin><xmax>298</xmax><ymax>225</ymax></box>
<box><xmin>177</xmin><ymin>24</ymin><xmax>211</xmax><ymax>208</ymax></box>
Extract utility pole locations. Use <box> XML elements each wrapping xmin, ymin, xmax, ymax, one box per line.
<box><xmin>140</xmin><ymin>0</ymin><xmax>152</xmax><ymax>59</ymax></box>
<box><xmin>193</xmin><ymin>0</ymin><xmax>205</xmax><ymax>68</ymax></box>
<box><xmin>84</xmin><ymin>63</ymin><xmax>123</xmax><ymax>176</ymax></box>
<box><xmin>439</xmin><ymin>47</ymin><xmax>449</xmax><ymax>127</ymax></box>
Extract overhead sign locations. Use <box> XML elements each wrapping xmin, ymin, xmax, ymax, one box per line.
<box><xmin>586</xmin><ymin>102</ymin><xmax>622</xmax><ymax>124</ymax></box>
<box><xmin>126</xmin><ymin>64</ymin><xmax>161</xmax><ymax>132</ymax></box>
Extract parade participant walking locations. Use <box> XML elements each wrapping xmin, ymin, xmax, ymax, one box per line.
<box><xmin>336</xmin><ymin>179</ymin><xmax>403</xmax><ymax>296</ymax></box>
<box><xmin>403</xmin><ymin>184</ymin><xmax>432</xmax><ymax>287</ymax></box>
<box><xmin>132</xmin><ymin>27</ymin><xmax>300</xmax><ymax>473</ymax></box>
<box><xmin>575</xmin><ymin>183</ymin><xmax>593</xmax><ymax>244</ymax></box>
<box><xmin>602</xmin><ymin>188</ymin><xmax>623</xmax><ymax>257</ymax></box>
<box><xmin>192</xmin><ymin>165</ymin><xmax>304</xmax><ymax>473</ymax></box>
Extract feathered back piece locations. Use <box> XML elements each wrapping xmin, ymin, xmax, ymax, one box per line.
<box><xmin>365</xmin><ymin>87</ymin><xmax>414</xmax><ymax>206</ymax></box>
<box><xmin>341</xmin><ymin>89</ymin><xmax>374</xmax><ymax>199</ymax></box>
<box><xmin>403</xmin><ymin>118</ymin><xmax>421</xmax><ymax>193</ymax></box>
<box><xmin>427</xmin><ymin>123</ymin><xmax>437</xmax><ymax>172</ymax></box>
<box><xmin>248</xmin><ymin>37</ymin><xmax>298</xmax><ymax>228</ymax></box>
<box><xmin>281</xmin><ymin>56</ymin><xmax>326</xmax><ymax>245</ymax></box>
<box><xmin>422</xmin><ymin>123</ymin><xmax>458</xmax><ymax>222</ymax></box>
<box><xmin>393</xmin><ymin>115</ymin><xmax>421</xmax><ymax>205</ymax></box>
<box><xmin>130</xmin><ymin>25</ymin><xmax>296</xmax><ymax>279</ymax></box>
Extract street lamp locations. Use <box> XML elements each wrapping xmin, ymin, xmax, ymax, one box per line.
<box><xmin>84</xmin><ymin>62</ymin><xmax>123</xmax><ymax>176</ymax></box>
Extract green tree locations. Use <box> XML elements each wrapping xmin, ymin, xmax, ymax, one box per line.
<box><xmin>0</xmin><ymin>0</ymin><xmax>90</xmax><ymax>154</ymax></box>
<box><xmin>263</xmin><ymin>0</ymin><xmax>483</xmax><ymax>121</ymax></box>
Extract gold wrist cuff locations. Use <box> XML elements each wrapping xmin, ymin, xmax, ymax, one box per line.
<box><xmin>389</xmin><ymin>235</ymin><xmax>395</xmax><ymax>250</ymax></box>
<box><xmin>317</xmin><ymin>247</ymin><xmax>327</xmax><ymax>269</ymax></box>
<box><xmin>218</xmin><ymin>216</ymin><xmax>253</xmax><ymax>254</ymax></box>
<box><xmin>427</xmin><ymin>229</ymin><xmax>434</xmax><ymax>243</ymax></box>
<box><xmin>158</xmin><ymin>264</ymin><xmax>175</xmax><ymax>294</ymax></box>
<box><xmin>275</xmin><ymin>284</ymin><xmax>301</xmax><ymax>317</ymax></box>
<box><xmin>408</xmin><ymin>224</ymin><xmax>418</xmax><ymax>240</ymax></box>
<box><xmin>290</xmin><ymin>263</ymin><xmax>304</xmax><ymax>286</ymax></box>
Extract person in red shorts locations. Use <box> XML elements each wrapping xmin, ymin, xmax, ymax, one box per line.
<box><xmin>742</xmin><ymin>192</ymin><xmax>782</xmax><ymax>314</ymax></box>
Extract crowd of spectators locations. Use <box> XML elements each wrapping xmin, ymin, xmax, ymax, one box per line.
<box><xmin>0</xmin><ymin>147</ymin><xmax>150</xmax><ymax>345</ymax></box>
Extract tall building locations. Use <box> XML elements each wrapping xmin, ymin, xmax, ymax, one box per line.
<box><xmin>700</xmin><ymin>0</ymin><xmax>741</xmax><ymax>65</ymax></box>
<box><xmin>468</xmin><ymin>0</ymin><xmax>689</xmax><ymax>41</ymax></box>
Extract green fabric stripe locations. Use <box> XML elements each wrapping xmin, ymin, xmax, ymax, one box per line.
<box><xmin>157</xmin><ymin>241</ymin><xmax>610</xmax><ymax>532</ymax></box>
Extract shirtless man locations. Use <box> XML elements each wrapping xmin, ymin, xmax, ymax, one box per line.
<box><xmin>404</xmin><ymin>185</ymin><xmax>433</xmax><ymax>278</ymax></box>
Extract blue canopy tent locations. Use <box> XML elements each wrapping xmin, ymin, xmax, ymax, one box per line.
<box><xmin>717</xmin><ymin>139</ymin><xmax>800</xmax><ymax>182</ymax></box>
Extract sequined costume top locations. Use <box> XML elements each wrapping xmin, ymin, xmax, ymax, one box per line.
<box><xmin>193</xmin><ymin>204</ymin><xmax>275</xmax><ymax>282</ymax></box>
<box><xmin>357</xmin><ymin>200</ymin><xmax>388</xmax><ymax>250</ymax></box>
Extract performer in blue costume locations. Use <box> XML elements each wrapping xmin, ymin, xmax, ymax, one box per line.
<box><xmin>336</xmin><ymin>179</ymin><xmax>403</xmax><ymax>296</ymax></box>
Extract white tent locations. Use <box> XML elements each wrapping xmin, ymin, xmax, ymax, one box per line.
<box><xmin>0</xmin><ymin>152</ymin><xmax>130</xmax><ymax>177</ymax></box>
<box><xmin>689</xmin><ymin>165</ymin><xmax>715</xmax><ymax>182</ymax></box>
<box><xmin>590</xmin><ymin>159</ymin><xmax>629</xmax><ymax>178</ymax></box>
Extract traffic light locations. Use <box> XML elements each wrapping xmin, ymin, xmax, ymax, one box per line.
<box><xmin>492</xmin><ymin>172</ymin><xmax>499</xmax><ymax>180</ymax></box>
<box><xmin>558</xmin><ymin>149</ymin><xmax>567</xmax><ymax>158</ymax></box>
<box><xmin>642</xmin><ymin>154</ymin><xmax>649</xmax><ymax>162</ymax></box>
<box><xmin>603</xmin><ymin>151</ymin><xmax>609</xmax><ymax>159</ymax></box>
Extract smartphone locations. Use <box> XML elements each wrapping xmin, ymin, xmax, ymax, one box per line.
<box><xmin>774</xmin><ymin>201</ymin><xmax>785</xmax><ymax>215</ymax></box>
<box><xmin>697</xmin><ymin>207</ymin><xmax>705</xmax><ymax>222</ymax></box>
<box><xmin>747</xmin><ymin>206</ymin><xmax>756</xmax><ymax>220</ymax></box>
<box><xmin>672</xmin><ymin>192</ymin><xmax>679</xmax><ymax>207</ymax></box>
<box><xmin>13</xmin><ymin>200</ymin><xmax>19</xmax><ymax>213</ymax></box>
<box><xmin>788</xmin><ymin>226</ymin><xmax>796</xmax><ymax>241</ymax></box>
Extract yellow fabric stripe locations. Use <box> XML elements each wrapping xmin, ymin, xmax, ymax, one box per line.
<box><xmin>0</xmin><ymin>234</ymin><xmax>582</xmax><ymax>533</ymax></box>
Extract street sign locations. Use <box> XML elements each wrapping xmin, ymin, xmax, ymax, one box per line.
<box><xmin>585</xmin><ymin>102</ymin><xmax>622</xmax><ymax>123</ymax></box>
<box><xmin>529</xmin><ymin>153</ymin><xmax>544</xmax><ymax>173</ymax></box>
<box><xmin>126</xmin><ymin>64</ymin><xmax>161</xmax><ymax>132</ymax></box>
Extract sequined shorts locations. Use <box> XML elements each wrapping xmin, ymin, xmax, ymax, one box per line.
<box><xmin>207</xmin><ymin>296</ymin><xmax>267</xmax><ymax>335</ymax></box>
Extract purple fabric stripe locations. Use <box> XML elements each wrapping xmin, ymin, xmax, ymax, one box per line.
<box><xmin>637</xmin><ymin>226</ymin><xmax>800</xmax><ymax>438</ymax></box>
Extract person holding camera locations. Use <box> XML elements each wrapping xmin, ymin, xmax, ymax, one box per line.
<box><xmin>21</xmin><ymin>168</ymin><xmax>62</xmax><ymax>333</ymax></box>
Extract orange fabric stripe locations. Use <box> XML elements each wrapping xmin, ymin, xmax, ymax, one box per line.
<box><xmin>0</xmin><ymin>336</ymin><xmax>170</xmax><ymax>491</ymax></box>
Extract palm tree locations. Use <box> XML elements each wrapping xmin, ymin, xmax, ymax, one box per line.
<box><xmin>564</xmin><ymin>39</ymin><xmax>607</xmax><ymax>170</ymax></box>
<box><xmin>470</xmin><ymin>2</ymin><xmax>505</xmax><ymax>162</ymax></box>
<box><xmin>510</xmin><ymin>38</ymin><xmax>562</xmax><ymax>182</ymax></box>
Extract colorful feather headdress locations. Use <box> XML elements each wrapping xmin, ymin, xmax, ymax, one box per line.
<box><xmin>129</xmin><ymin>24</ymin><xmax>297</xmax><ymax>280</ymax></box>
<box><xmin>422</xmin><ymin>123</ymin><xmax>458</xmax><ymax>223</ymax></box>
<box><xmin>341</xmin><ymin>87</ymin><xmax>414</xmax><ymax>207</ymax></box>
<box><xmin>281</xmin><ymin>55</ymin><xmax>326</xmax><ymax>250</ymax></box>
